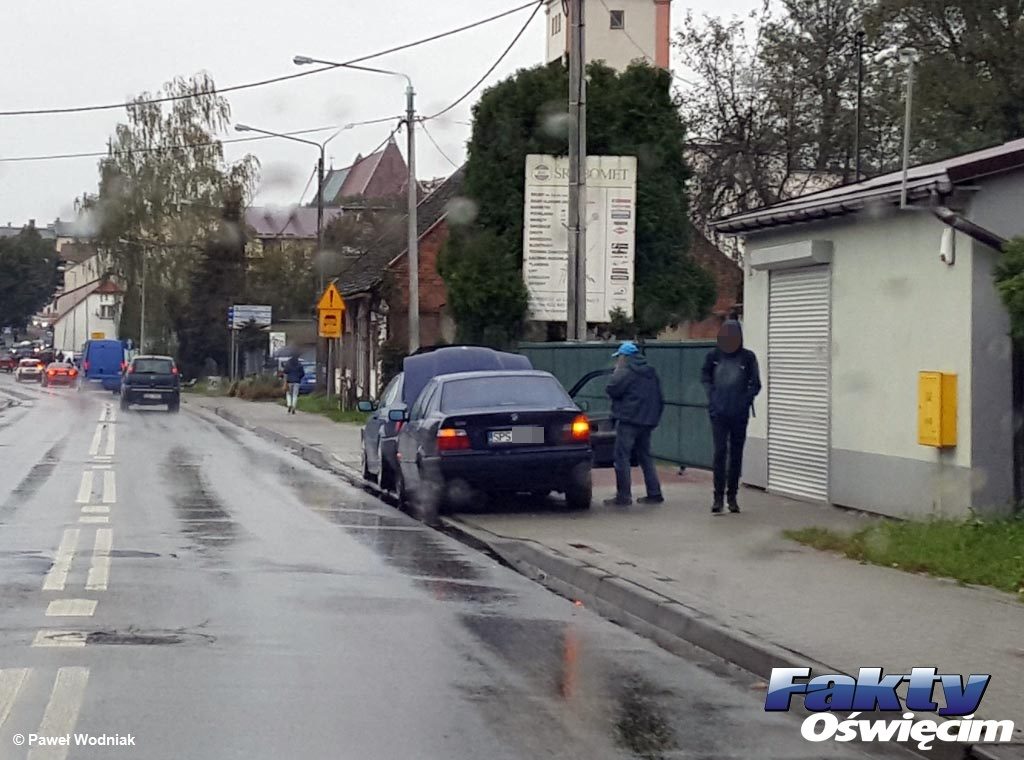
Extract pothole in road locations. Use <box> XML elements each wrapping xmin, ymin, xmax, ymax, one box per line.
<box><xmin>108</xmin><ymin>550</ymin><xmax>160</xmax><ymax>559</ymax></box>
<box><xmin>86</xmin><ymin>629</ymin><xmax>216</xmax><ymax>646</ymax></box>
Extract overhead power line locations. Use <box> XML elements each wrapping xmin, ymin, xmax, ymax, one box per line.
<box><xmin>419</xmin><ymin>120</ymin><xmax>462</xmax><ymax>169</ymax></box>
<box><xmin>0</xmin><ymin>118</ymin><xmax>397</xmax><ymax>164</ymax></box>
<box><xmin>0</xmin><ymin>1</ymin><xmax>543</xmax><ymax>118</ymax></box>
<box><xmin>424</xmin><ymin>0</ymin><xmax>544</xmax><ymax>121</ymax></box>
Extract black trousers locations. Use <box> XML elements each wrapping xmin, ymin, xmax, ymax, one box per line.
<box><xmin>711</xmin><ymin>414</ymin><xmax>748</xmax><ymax>500</ymax></box>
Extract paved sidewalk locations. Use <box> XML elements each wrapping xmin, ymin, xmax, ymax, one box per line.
<box><xmin>185</xmin><ymin>392</ymin><xmax>1024</xmax><ymax>756</ymax></box>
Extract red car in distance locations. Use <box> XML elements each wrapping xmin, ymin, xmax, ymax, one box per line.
<box><xmin>41</xmin><ymin>362</ymin><xmax>78</xmax><ymax>387</ymax></box>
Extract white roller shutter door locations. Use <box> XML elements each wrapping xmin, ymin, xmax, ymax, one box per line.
<box><xmin>767</xmin><ymin>266</ymin><xmax>831</xmax><ymax>501</ymax></box>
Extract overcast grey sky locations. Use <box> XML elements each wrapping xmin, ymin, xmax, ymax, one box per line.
<box><xmin>0</xmin><ymin>0</ymin><xmax>755</xmax><ymax>224</ymax></box>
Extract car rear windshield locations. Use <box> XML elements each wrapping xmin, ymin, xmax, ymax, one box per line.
<box><xmin>133</xmin><ymin>358</ymin><xmax>174</xmax><ymax>374</ymax></box>
<box><xmin>440</xmin><ymin>376</ymin><xmax>572</xmax><ymax>412</ymax></box>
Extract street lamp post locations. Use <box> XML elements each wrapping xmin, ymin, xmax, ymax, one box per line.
<box><xmin>897</xmin><ymin>47</ymin><xmax>919</xmax><ymax>209</ymax></box>
<box><xmin>294</xmin><ymin>56</ymin><xmax>420</xmax><ymax>353</ymax></box>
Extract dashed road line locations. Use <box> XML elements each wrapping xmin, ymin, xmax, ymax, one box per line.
<box><xmin>27</xmin><ymin>667</ymin><xmax>89</xmax><ymax>760</ymax></box>
<box><xmin>102</xmin><ymin>470</ymin><xmax>116</xmax><ymax>504</ymax></box>
<box><xmin>42</xmin><ymin>530</ymin><xmax>80</xmax><ymax>592</ymax></box>
<box><xmin>86</xmin><ymin>528</ymin><xmax>112</xmax><ymax>591</ymax></box>
<box><xmin>75</xmin><ymin>471</ymin><xmax>94</xmax><ymax>504</ymax></box>
<box><xmin>81</xmin><ymin>505</ymin><xmax>109</xmax><ymax>514</ymax></box>
<box><xmin>90</xmin><ymin>464</ymin><xmax>112</xmax><ymax>470</ymax></box>
<box><xmin>0</xmin><ymin>668</ymin><xmax>29</xmax><ymax>730</ymax></box>
<box><xmin>79</xmin><ymin>515</ymin><xmax>109</xmax><ymax>524</ymax></box>
<box><xmin>88</xmin><ymin>425</ymin><xmax>103</xmax><ymax>457</ymax></box>
<box><xmin>32</xmin><ymin>631</ymin><xmax>87</xmax><ymax>648</ymax></box>
<box><xmin>46</xmin><ymin>599</ymin><xmax>97</xmax><ymax>617</ymax></box>
<box><xmin>104</xmin><ymin>424</ymin><xmax>116</xmax><ymax>456</ymax></box>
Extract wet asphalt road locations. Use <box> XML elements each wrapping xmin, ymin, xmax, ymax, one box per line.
<box><xmin>0</xmin><ymin>377</ymin><xmax>882</xmax><ymax>760</ymax></box>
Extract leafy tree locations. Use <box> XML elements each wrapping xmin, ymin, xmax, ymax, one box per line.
<box><xmin>440</xmin><ymin>61</ymin><xmax>714</xmax><ymax>343</ymax></box>
<box><xmin>79</xmin><ymin>73</ymin><xmax>259</xmax><ymax>351</ymax></box>
<box><xmin>868</xmin><ymin>0</ymin><xmax>1024</xmax><ymax>158</ymax></box>
<box><xmin>176</xmin><ymin>192</ymin><xmax>247</xmax><ymax>378</ymax></box>
<box><xmin>0</xmin><ymin>229</ymin><xmax>58</xmax><ymax>329</ymax></box>
<box><xmin>994</xmin><ymin>237</ymin><xmax>1024</xmax><ymax>340</ymax></box>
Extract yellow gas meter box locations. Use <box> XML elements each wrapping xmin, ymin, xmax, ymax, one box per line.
<box><xmin>918</xmin><ymin>372</ymin><xmax>957</xmax><ymax>447</ymax></box>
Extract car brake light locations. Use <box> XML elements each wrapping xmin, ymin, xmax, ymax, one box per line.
<box><xmin>47</xmin><ymin>369</ymin><xmax>56</xmax><ymax>376</ymax></box>
<box><xmin>120</xmin><ymin>361</ymin><xmax>127</xmax><ymax>372</ymax></box>
<box><xmin>570</xmin><ymin>414</ymin><xmax>590</xmax><ymax>442</ymax></box>
<box><xmin>69</xmin><ymin>369</ymin><xmax>78</xmax><ymax>377</ymax></box>
<box><xmin>172</xmin><ymin>366</ymin><xmax>179</xmax><ymax>376</ymax></box>
<box><xmin>83</xmin><ymin>360</ymin><xmax>90</xmax><ymax>371</ymax></box>
<box><xmin>395</xmin><ymin>421</ymin><xmax>404</xmax><ymax>433</ymax></box>
<box><xmin>437</xmin><ymin>428</ymin><xmax>470</xmax><ymax>451</ymax></box>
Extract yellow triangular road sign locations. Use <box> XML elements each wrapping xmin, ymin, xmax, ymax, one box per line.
<box><xmin>317</xmin><ymin>282</ymin><xmax>345</xmax><ymax>311</ymax></box>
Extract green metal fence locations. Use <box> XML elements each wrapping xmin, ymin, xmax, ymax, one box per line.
<box><xmin>518</xmin><ymin>341</ymin><xmax>716</xmax><ymax>468</ymax></box>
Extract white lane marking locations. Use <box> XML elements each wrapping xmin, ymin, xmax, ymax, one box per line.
<box><xmin>104</xmin><ymin>424</ymin><xmax>116</xmax><ymax>456</ymax></box>
<box><xmin>32</xmin><ymin>631</ymin><xmax>87</xmax><ymax>648</ymax></box>
<box><xmin>108</xmin><ymin>406</ymin><xmax>117</xmax><ymax>423</ymax></box>
<box><xmin>81</xmin><ymin>505</ymin><xmax>109</xmax><ymax>514</ymax></box>
<box><xmin>91</xmin><ymin>455</ymin><xmax>112</xmax><ymax>463</ymax></box>
<box><xmin>46</xmin><ymin>599</ymin><xmax>97</xmax><ymax>617</ymax></box>
<box><xmin>75</xmin><ymin>471</ymin><xmax>94</xmax><ymax>504</ymax></box>
<box><xmin>88</xmin><ymin>425</ymin><xmax>103</xmax><ymax>456</ymax></box>
<box><xmin>98</xmin><ymin>407</ymin><xmax>107</xmax><ymax>422</ymax></box>
<box><xmin>28</xmin><ymin>667</ymin><xmax>90</xmax><ymax>760</ymax></box>
<box><xmin>43</xmin><ymin>530</ymin><xmax>80</xmax><ymax>592</ymax></box>
<box><xmin>79</xmin><ymin>515</ymin><xmax>109</xmax><ymax>524</ymax></box>
<box><xmin>90</xmin><ymin>464</ymin><xmax>112</xmax><ymax>470</ymax></box>
<box><xmin>0</xmin><ymin>668</ymin><xmax>30</xmax><ymax>730</ymax></box>
<box><xmin>86</xmin><ymin>529</ymin><xmax>112</xmax><ymax>591</ymax></box>
<box><xmin>102</xmin><ymin>470</ymin><xmax>116</xmax><ymax>504</ymax></box>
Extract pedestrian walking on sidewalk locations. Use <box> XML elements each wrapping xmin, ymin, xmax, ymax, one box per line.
<box><xmin>604</xmin><ymin>341</ymin><xmax>664</xmax><ymax>507</ymax></box>
<box><xmin>283</xmin><ymin>354</ymin><xmax>304</xmax><ymax>415</ymax></box>
<box><xmin>701</xmin><ymin>320</ymin><xmax>761</xmax><ymax>514</ymax></box>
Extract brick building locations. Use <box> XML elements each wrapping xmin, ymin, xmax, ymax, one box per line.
<box><xmin>659</xmin><ymin>231</ymin><xmax>743</xmax><ymax>339</ymax></box>
<box><xmin>335</xmin><ymin>166</ymin><xmax>465</xmax><ymax>400</ymax></box>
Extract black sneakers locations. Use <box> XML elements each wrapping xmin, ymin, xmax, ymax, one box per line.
<box><xmin>637</xmin><ymin>496</ymin><xmax>664</xmax><ymax>505</ymax></box>
<box><xmin>728</xmin><ymin>497</ymin><xmax>741</xmax><ymax>513</ymax></box>
<box><xmin>603</xmin><ymin>497</ymin><xmax>632</xmax><ymax>507</ymax></box>
<box><xmin>711</xmin><ymin>500</ymin><xmax>724</xmax><ymax>514</ymax></box>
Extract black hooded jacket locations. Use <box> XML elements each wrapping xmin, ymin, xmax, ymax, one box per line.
<box><xmin>701</xmin><ymin>321</ymin><xmax>761</xmax><ymax>419</ymax></box>
<box><xmin>606</xmin><ymin>355</ymin><xmax>664</xmax><ymax>427</ymax></box>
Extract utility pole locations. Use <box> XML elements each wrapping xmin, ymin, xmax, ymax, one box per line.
<box><xmin>406</xmin><ymin>85</ymin><xmax>420</xmax><ymax>353</ymax></box>
<box><xmin>567</xmin><ymin>0</ymin><xmax>588</xmax><ymax>341</ymax></box>
<box><xmin>139</xmin><ymin>245</ymin><xmax>146</xmax><ymax>353</ymax></box>
<box><xmin>853</xmin><ymin>30</ymin><xmax>865</xmax><ymax>182</ymax></box>
<box><xmin>316</xmin><ymin>150</ymin><xmax>328</xmax><ymax>395</ymax></box>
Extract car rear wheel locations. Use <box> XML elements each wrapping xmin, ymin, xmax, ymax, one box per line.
<box><xmin>361</xmin><ymin>446</ymin><xmax>373</xmax><ymax>482</ymax></box>
<box><xmin>564</xmin><ymin>464</ymin><xmax>593</xmax><ymax>511</ymax></box>
<box><xmin>168</xmin><ymin>400</ymin><xmax>180</xmax><ymax>413</ymax></box>
<box><xmin>376</xmin><ymin>441</ymin><xmax>395</xmax><ymax>491</ymax></box>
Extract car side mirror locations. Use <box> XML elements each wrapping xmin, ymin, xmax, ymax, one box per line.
<box><xmin>357</xmin><ymin>400</ymin><xmax>376</xmax><ymax>413</ymax></box>
<box><xmin>577</xmin><ymin>399</ymin><xmax>590</xmax><ymax>412</ymax></box>
<box><xmin>388</xmin><ymin>406</ymin><xmax>408</xmax><ymax>422</ymax></box>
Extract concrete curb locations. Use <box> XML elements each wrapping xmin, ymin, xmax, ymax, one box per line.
<box><xmin>443</xmin><ymin>517</ymin><xmax>1010</xmax><ymax>760</ymax></box>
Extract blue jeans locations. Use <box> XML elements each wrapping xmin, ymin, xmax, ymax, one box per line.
<box><xmin>614</xmin><ymin>422</ymin><xmax>662</xmax><ymax>501</ymax></box>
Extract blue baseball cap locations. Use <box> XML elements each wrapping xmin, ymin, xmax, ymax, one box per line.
<box><xmin>612</xmin><ymin>341</ymin><xmax>640</xmax><ymax>357</ymax></box>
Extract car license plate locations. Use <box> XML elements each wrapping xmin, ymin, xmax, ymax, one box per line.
<box><xmin>488</xmin><ymin>427</ymin><xmax>544</xmax><ymax>445</ymax></box>
<box><xmin>144</xmin><ymin>393</ymin><xmax>163</xmax><ymax>400</ymax></box>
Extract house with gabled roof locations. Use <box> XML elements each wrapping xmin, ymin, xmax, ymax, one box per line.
<box><xmin>334</xmin><ymin>165</ymin><xmax>466</xmax><ymax>400</ymax></box>
<box><xmin>319</xmin><ymin>138</ymin><xmax>409</xmax><ymax>206</ymax></box>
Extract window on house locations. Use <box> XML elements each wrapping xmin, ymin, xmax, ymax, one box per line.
<box><xmin>99</xmin><ymin>304</ymin><xmax>115</xmax><ymax>320</ymax></box>
<box><xmin>551</xmin><ymin>13</ymin><xmax>562</xmax><ymax>35</ymax></box>
<box><xmin>610</xmin><ymin>10</ymin><xmax>625</xmax><ymax>29</ymax></box>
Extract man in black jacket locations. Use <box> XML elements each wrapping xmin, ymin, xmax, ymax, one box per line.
<box><xmin>701</xmin><ymin>320</ymin><xmax>761</xmax><ymax>513</ymax></box>
<box><xmin>604</xmin><ymin>341</ymin><xmax>664</xmax><ymax>507</ymax></box>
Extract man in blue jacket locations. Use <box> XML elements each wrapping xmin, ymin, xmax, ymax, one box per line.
<box><xmin>604</xmin><ymin>341</ymin><xmax>664</xmax><ymax>507</ymax></box>
<box><xmin>283</xmin><ymin>354</ymin><xmax>305</xmax><ymax>414</ymax></box>
<box><xmin>701</xmin><ymin>320</ymin><xmax>761</xmax><ymax>513</ymax></box>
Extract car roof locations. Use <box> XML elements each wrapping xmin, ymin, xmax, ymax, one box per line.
<box><xmin>434</xmin><ymin>369</ymin><xmax>557</xmax><ymax>383</ymax></box>
<box><xmin>133</xmin><ymin>354</ymin><xmax>174</xmax><ymax>360</ymax></box>
<box><xmin>402</xmin><ymin>346</ymin><xmax>532</xmax><ymax>406</ymax></box>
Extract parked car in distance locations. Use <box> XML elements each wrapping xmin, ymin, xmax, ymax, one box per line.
<box><xmin>299</xmin><ymin>362</ymin><xmax>316</xmax><ymax>395</ymax></box>
<box><xmin>41</xmin><ymin>362</ymin><xmax>78</xmax><ymax>387</ymax></box>
<box><xmin>392</xmin><ymin>370</ymin><xmax>593</xmax><ymax>513</ymax></box>
<box><xmin>80</xmin><ymin>339</ymin><xmax>128</xmax><ymax>392</ymax></box>
<box><xmin>0</xmin><ymin>350</ymin><xmax>18</xmax><ymax>373</ymax></box>
<box><xmin>14</xmin><ymin>358</ymin><xmax>44</xmax><ymax>383</ymax></box>
<box><xmin>358</xmin><ymin>346</ymin><xmax>534</xmax><ymax>493</ymax></box>
<box><xmin>120</xmin><ymin>355</ymin><xmax>180</xmax><ymax>412</ymax></box>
